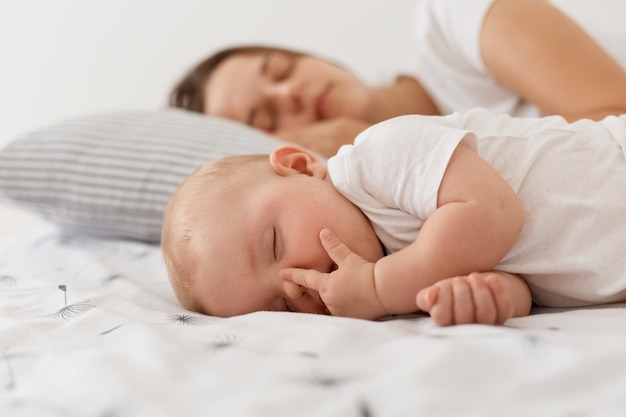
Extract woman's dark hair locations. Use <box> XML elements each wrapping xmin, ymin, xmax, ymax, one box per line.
<box><xmin>169</xmin><ymin>45</ymin><xmax>302</xmax><ymax>113</ymax></box>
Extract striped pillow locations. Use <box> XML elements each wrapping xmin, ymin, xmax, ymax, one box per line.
<box><xmin>0</xmin><ymin>109</ymin><xmax>288</xmax><ymax>242</ymax></box>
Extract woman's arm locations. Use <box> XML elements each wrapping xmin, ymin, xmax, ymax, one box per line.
<box><xmin>481</xmin><ymin>0</ymin><xmax>626</xmax><ymax>121</ymax></box>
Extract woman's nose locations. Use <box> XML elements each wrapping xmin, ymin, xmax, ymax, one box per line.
<box><xmin>265</xmin><ymin>83</ymin><xmax>303</xmax><ymax>113</ymax></box>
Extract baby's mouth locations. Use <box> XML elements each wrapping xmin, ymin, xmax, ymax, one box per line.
<box><xmin>313</xmin><ymin>290</ymin><xmax>324</xmax><ymax>306</ymax></box>
<box><xmin>313</xmin><ymin>291</ymin><xmax>329</xmax><ymax>314</ymax></box>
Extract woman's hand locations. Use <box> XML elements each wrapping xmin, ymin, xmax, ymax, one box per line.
<box><xmin>280</xmin><ymin>229</ymin><xmax>387</xmax><ymax>320</ymax></box>
<box><xmin>274</xmin><ymin>117</ymin><xmax>370</xmax><ymax>158</ymax></box>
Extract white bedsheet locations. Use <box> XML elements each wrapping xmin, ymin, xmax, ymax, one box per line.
<box><xmin>1</xmin><ymin>227</ymin><xmax>626</xmax><ymax>417</ymax></box>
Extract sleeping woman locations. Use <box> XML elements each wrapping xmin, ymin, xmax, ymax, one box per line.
<box><xmin>170</xmin><ymin>0</ymin><xmax>626</xmax><ymax>158</ymax></box>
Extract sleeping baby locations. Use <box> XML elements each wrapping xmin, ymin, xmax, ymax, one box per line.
<box><xmin>162</xmin><ymin>108</ymin><xmax>626</xmax><ymax>326</ymax></box>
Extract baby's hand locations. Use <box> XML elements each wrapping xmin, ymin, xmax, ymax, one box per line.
<box><xmin>416</xmin><ymin>272</ymin><xmax>515</xmax><ymax>326</ymax></box>
<box><xmin>280</xmin><ymin>229</ymin><xmax>386</xmax><ymax>320</ymax></box>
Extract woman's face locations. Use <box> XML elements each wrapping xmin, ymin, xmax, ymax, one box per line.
<box><xmin>203</xmin><ymin>50</ymin><xmax>373</xmax><ymax>133</ymax></box>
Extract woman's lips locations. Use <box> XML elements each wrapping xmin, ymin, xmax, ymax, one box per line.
<box><xmin>315</xmin><ymin>85</ymin><xmax>332</xmax><ymax>121</ymax></box>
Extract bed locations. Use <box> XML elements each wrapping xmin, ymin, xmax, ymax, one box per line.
<box><xmin>2</xmin><ymin>110</ymin><xmax>626</xmax><ymax>416</ymax></box>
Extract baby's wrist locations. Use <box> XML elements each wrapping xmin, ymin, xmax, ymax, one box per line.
<box><xmin>372</xmin><ymin>260</ymin><xmax>391</xmax><ymax>317</ymax></box>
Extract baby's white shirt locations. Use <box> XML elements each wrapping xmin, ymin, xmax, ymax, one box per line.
<box><xmin>328</xmin><ymin>109</ymin><xmax>626</xmax><ymax>307</ymax></box>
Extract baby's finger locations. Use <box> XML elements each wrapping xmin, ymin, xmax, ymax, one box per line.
<box><xmin>485</xmin><ymin>274</ymin><xmax>514</xmax><ymax>324</ymax></box>
<box><xmin>280</xmin><ymin>268</ymin><xmax>324</xmax><ymax>291</ymax></box>
<box><xmin>429</xmin><ymin>283</ymin><xmax>454</xmax><ymax>326</ymax></box>
<box><xmin>416</xmin><ymin>286</ymin><xmax>439</xmax><ymax>311</ymax></box>
<box><xmin>468</xmin><ymin>274</ymin><xmax>497</xmax><ymax>324</ymax></box>
<box><xmin>319</xmin><ymin>228</ymin><xmax>354</xmax><ymax>266</ymax></box>
<box><xmin>451</xmin><ymin>277</ymin><xmax>475</xmax><ymax>324</ymax></box>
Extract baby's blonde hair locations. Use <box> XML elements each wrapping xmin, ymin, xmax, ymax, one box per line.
<box><xmin>162</xmin><ymin>154</ymin><xmax>270</xmax><ymax>313</ymax></box>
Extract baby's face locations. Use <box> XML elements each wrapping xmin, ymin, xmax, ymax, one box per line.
<box><xmin>190</xmin><ymin>163</ymin><xmax>384</xmax><ymax>317</ymax></box>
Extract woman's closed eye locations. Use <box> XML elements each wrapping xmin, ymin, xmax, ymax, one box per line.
<box><xmin>266</xmin><ymin>53</ymin><xmax>295</xmax><ymax>82</ymax></box>
<box><xmin>249</xmin><ymin>53</ymin><xmax>295</xmax><ymax>132</ymax></box>
<box><xmin>277</xmin><ymin>57</ymin><xmax>294</xmax><ymax>81</ymax></box>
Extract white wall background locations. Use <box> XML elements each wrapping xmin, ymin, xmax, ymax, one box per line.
<box><xmin>0</xmin><ymin>0</ymin><xmax>417</xmax><ymax>235</ymax></box>
<box><xmin>0</xmin><ymin>0</ymin><xmax>416</xmax><ymax>145</ymax></box>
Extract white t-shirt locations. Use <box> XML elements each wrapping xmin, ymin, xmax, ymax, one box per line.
<box><xmin>328</xmin><ymin>109</ymin><xmax>626</xmax><ymax>307</ymax></box>
<box><xmin>412</xmin><ymin>0</ymin><xmax>626</xmax><ymax>117</ymax></box>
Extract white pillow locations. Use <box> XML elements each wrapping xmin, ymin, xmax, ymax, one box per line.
<box><xmin>0</xmin><ymin>109</ymin><xmax>289</xmax><ymax>242</ymax></box>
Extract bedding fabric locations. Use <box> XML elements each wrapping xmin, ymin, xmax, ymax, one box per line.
<box><xmin>0</xmin><ymin>109</ymin><xmax>288</xmax><ymax>242</ymax></box>
<box><xmin>2</xmin><ymin>227</ymin><xmax>626</xmax><ymax>417</ymax></box>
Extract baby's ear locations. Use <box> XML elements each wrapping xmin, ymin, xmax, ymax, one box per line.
<box><xmin>270</xmin><ymin>146</ymin><xmax>327</xmax><ymax>178</ymax></box>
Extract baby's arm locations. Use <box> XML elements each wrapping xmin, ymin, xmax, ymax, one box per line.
<box><xmin>416</xmin><ymin>271</ymin><xmax>532</xmax><ymax>326</ymax></box>
<box><xmin>283</xmin><ymin>141</ymin><xmax>525</xmax><ymax>322</ymax></box>
<box><xmin>372</xmin><ymin>142</ymin><xmax>524</xmax><ymax>314</ymax></box>
<box><xmin>283</xmin><ymin>232</ymin><xmax>531</xmax><ymax>324</ymax></box>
